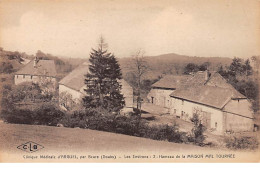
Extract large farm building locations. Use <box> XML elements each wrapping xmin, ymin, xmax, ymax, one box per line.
<box><xmin>147</xmin><ymin>71</ymin><xmax>254</xmax><ymax>134</ymax></box>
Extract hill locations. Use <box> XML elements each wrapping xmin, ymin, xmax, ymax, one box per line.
<box><xmin>0</xmin><ymin>48</ymin><xmax>26</xmax><ymax>73</ymax></box>
<box><xmin>119</xmin><ymin>53</ymin><xmax>232</xmax><ymax>80</ymax></box>
<box><xmin>0</xmin><ymin>47</ymin><xmax>233</xmax><ymax>79</ymax></box>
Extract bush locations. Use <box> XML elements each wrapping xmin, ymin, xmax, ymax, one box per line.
<box><xmin>1</xmin><ymin>102</ymin><xmax>64</xmax><ymax>126</ymax></box>
<box><xmin>60</xmin><ymin>109</ymin><xmax>187</xmax><ymax>143</ymax></box>
<box><xmin>190</xmin><ymin>113</ymin><xmax>207</xmax><ymax>145</ymax></box>
<box><xmin>1</xmin><ymin>108</ymin><xmax>34</xmax><ymax>124</ymax></box>
<box><xmin>34</xmin><ymin>103</ymin><xmax>64</xmax><ymax>126</ymax></box>
<box><xmin>225</xmin><ymin>136</ymin><xmax>259</xmax><ymax>150</ymax></box>
<box><xmin>140</xmin><ymin>124</ymin><xmax>187</xmax><ymax>143</ymax></box>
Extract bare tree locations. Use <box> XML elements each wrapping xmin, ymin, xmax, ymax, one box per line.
<box><xmin>132</xmin><ymin>49</ymin><xmax>148</xmax><ymax>115</ymax></box>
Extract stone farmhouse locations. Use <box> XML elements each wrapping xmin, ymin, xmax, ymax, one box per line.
<box><xmin>147</xmin><ymin>71</ymin><xmax>254</xmax><ymax>134</ymax></box>
<box><xmin>59</xmin><ymin>63</ymin><xmax>134</xmax><ymax>113</ymax></box>
<box><xmin>147</xmin><ymin>75</ymin><xmax>190</xmax><ymax>109</ymax></box>
<box><xmin>14</xmin><ymin>57</ymin><xmax>57</xmax><ymax>89</ymax></box>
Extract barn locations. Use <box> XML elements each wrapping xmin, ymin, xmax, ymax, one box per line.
<box><xmin>170</xmin><ymin>71</ymin><xmax>254</xmax><ymax>134</ymax></box>
<box><xmin>58</xmin><ymin>63</ymin><xmax>133</xmax><ymax>113</ymax></box>
<box><xmin>148</xmin><ymin>71</ymin><xmax>254</xmax><ymax>134</ymax></box>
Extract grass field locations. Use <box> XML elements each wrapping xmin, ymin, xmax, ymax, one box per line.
<box><xmin>0</xmin><ymin>122</ymin><xmax>209</xmax><ymax>154</ymax></box>
<box><xmin>1</xmin><ymin>122</ymin><xmax>260</xmax><ymax>162</ymax></box>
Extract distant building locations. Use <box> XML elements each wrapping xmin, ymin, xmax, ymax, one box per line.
<box><xmin>14</xmin><ymin>57</ymin><xmax>57</xmax><ymax>87</ymax></box>
<box><xmin>148</xmin><ymin>71</ymin><xmax>254</xmax><ymax>134</ymax></box>
<box><xmin>58</xmin><ymin>64</ymin><xmax>133</xmax><ymax>113</ymax></box>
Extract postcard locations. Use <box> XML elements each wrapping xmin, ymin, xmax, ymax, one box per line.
<box><xmin>0</xmin><ymin>0</ymin><xmax>259</xmax><ymax>163</ymax></box>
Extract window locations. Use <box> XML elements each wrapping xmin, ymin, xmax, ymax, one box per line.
<box><xmin>16</xmin><ymin>75</ymin><xmax>18</xmax><ymax>79</ymax></box>
<box><xmin>23</xmin><ymin>75</ymin><xmax>25</xmax><ymax>78</ymax></box>
<box><xmin>151</xmin><ymin>97</ymin><xmax>154</xmax><ymax>104</ymax></box>
<box><xmin>182</xmin><ymin>100</ymin><xmax>184</xmax><ymax>105</ymax></box>
<box><xmin>215</xmin><ymin>122</ymin><xmax>218</xmax><ymax>128</ymax></box>
<box><xmin>31</xmin><ymin>75</ymin><xmax>33</xmax><ymax>79</ymax></box>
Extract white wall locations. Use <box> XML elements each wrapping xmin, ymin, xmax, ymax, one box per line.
<box><xmin>170</xmin><ymin>97</ymin><xmax>224</xmax><ymax>134</ymax></box>
<box><xmin>225</xmin><ymin>112</ymin><xmax>254</xmax><ymax>132</ymax></box>
<box><xmin>147</xmin><ymin>88</ymin><xmax>174</xmax><ymax>108</ymax></box>
<box><xmin>14</xmin><ymin>74</ymin><xmax>56</xmax><ymax>85</ymax></box>
<box><xmin>59</xmin><ymin>84</ymin><xmax>83</xmax><ymax>102</ymax></box>
<box><xmin>15</xmin><ymin>74</ymin><xmax>38</xmax><ymax>85</ymax></box>
<box><xmin>170</xmin><ymin>97</ymin><xmax>254</xmax><ymax>134</ymax></box>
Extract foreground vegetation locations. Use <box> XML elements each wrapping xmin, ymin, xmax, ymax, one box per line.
<box><xmin>1</xmin><ymin>107</ymin><xmax>207</xmax><ymax>146</ymax></box>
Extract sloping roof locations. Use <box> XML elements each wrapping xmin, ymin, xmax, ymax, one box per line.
<box><xmin>170</xmin><ymin>85</ymin><xmax>243</xmax><ymax>109</ymax></box>
<box><xmin>152</xmin><ymin>75</ymin><xmax>190</xmax><ymax>89</ymax></box>
<box><xmin>16</xmin><ymin>60</ymin><xmax>57</xmax><ymax>77</ymax></box>
<box><xmin>206</xmin><ymin>73</ymin><xmax>245</xmax><ymax>99</ymax></box>
<box><xmin>59</xmin><ymin>65</ymin><xmax>89</xmax><ymax>91</ymax></box>
<box><xmin>169</xmin><ymin>71</ymin><xmax>246</xmax><ymax>109</ymax></box>
<box><xmin>182</xmin><ymin>71</ymin><xmax>215</xmax><ymax>88</ymax></box>
<box><xmin>59</xmin><ymin>64</ymin><xmax>131</xmax><ymax>92</ymax></box>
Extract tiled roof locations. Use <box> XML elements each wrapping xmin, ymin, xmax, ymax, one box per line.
<box><xmin>16</xmin><ymin>60</ymin><xmax>57</xmax><ymax>77</ymax></box>
<box><xmin>59</xmin><ymin>65</ymin><xmax>89</xmax><ymax>91</ymax></box>
<box><xmin>152</xmin><ymin>75</ymin><xmax>190</xmax><ymax>89</ymax></box>
<box><xmin>169</xmin><ymin>71</ymin><xmax>246</xmax><ymax>109</ymax></box>
<box><xmin>170</xmin><ymin>85</ymin><xmax>245</xmax><ymax>109</ymax></box>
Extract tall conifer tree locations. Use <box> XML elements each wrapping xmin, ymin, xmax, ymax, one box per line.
<box><xmin>83</xmin><ymin>37</ymin><xmax>125</xmax><ymax>112</ymax></box>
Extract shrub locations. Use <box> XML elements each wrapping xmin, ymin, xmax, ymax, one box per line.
<box><xmin>60</xmin><ymin>110</ymin><xmax>187</xmax><ymax>143</ymax></box>
<box><xmin>141</xmin><ymin>124</ymin><xmax>187</xmax><ymax>143</ymax></box>
<box><xmin>34</xmin><ymin>102</ymin><xmax>64</xmax><ymax>126</ymax></box>
<box><xmin>1</xmin><ymin>108</ymin><xmax>34</xmax><ymax>124</ymax></box>
<box><xmin>190</xmin><ymin>113</ymin><xmax>207</xmax><ymax>145</ymax></box>
<box><xmin>1</xmin><ymin>102</ymin><xmax>64</xmax><ymax>126</ymax></box>
<box><xmin>225</xmin><ymin>136</ymin><xmax>259</xmax><ymax>150</ymax></box>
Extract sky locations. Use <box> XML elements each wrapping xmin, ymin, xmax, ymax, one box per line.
<box><xmin>0</xmin><ymin>0</ymin><xmax>259</xmax><ymax>59</ymax></box>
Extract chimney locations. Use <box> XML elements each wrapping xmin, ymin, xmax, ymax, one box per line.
<box><xmin>205</xmin><ymin>70</ymin><xmax>211</xmax><ymax>81</ymax></box>
<box><xmin>33</xmin><ymin>57</ymin><xmax>38</xmax><ymax>68</ymax></box>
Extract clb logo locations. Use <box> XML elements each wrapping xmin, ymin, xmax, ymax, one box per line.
<box><xmin>17</xmin><ymin>141</ymin><xmax>44</xmax><ymax>153</ymax></box>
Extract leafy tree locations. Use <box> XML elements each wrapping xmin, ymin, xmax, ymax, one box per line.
<box><xmin>0</xmin><ymin>62</ymin><xmax>13</xmax><ymax>73</ymax></box>
<box><xmin>217</xmin><ymin>57</ymin><xmax>259</xmax><ymax>112</ymax></box>
<box><xmin>59</xmin><ymin>91</ymin><xmax>81</xmax><ymax>111</ymax></box>
<box><xmin>199</xmin><ymin>62</ymin><xmax>210</xmax><ymax>71</ymax></box>
<box><xmin>190</xmin><ymin>113</ymin><xmax>206</xmax><ymax>145</ymax></box>
<box><xmin>229</xmin><ymin>57</ymin><xmax>244</xmax><ymax>75</ymax></box>
<box><xmin>243</xmin><ymin>59</ymin><xmax>252</xmax><ymax>76</ymax></box>
<box><xmin>184</xmin><ymin>63</ymin><xmax>199</xmax><ymax>74</ymax></box>
<box><xmin>83</xmin><ymin>37</ymin><xmax>125</xmax><ymax>113</ymax></box>
<box><xmin>7</xmin><ymin>51</ymin><xmax>24</xmax><ymax>62</ymax></box>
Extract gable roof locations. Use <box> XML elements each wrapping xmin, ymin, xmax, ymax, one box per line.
<box><xmin>206</xmin><ymin>72</ymin><xmax>245</xmax><ymax>99</ymax></box>
<box><xmin>16</xmin><ymin>60</ymin><xmax>57</xmax><ymax>77</ymax></box>
<box><xmin>170</xmin><ymin>85</ymin><xmax>245</xmax><ymax>109</ymax></box>
<box><xmin>59</xmin><ymin>65</ymin><xmax>89</xmax><ymax>91</ymax></box>
<box><xmin>59</xmin><ymin>64</ymin><xmax>131</xmax><ymax>92</ymax></box>
<box><xmin>152</xmin><ymin>75</ymin><xmax>190</xmax><ymax>89</ymax></box>
<box><xmin>169</xmin><ymin>71</ymin><xmax>246</xmax><ymax>109</ymax></box>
